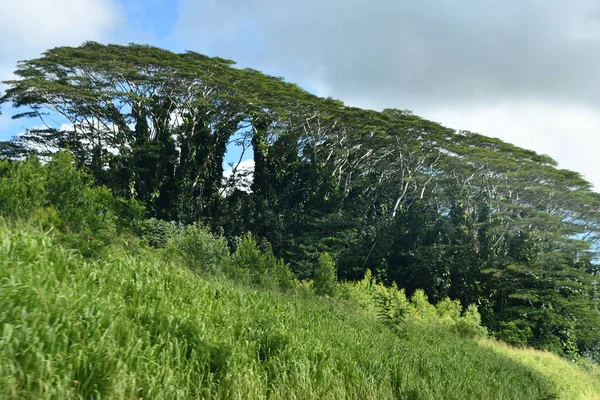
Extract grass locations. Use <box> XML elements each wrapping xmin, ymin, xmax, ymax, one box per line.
<box><xmin>479</xmin><ymin>338</ymin><xmax>600</xmax><ymax>400</ymax></box>
<box><xmin>0</xmin><ymin>223</ymin><xmax>594</xmax><ymax>399</ymax></box>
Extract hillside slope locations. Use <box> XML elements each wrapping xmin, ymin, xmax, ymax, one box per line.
<box><xmin>1</xmin><ymin>224</ymin><xmax>598</xmax><ymax>399</ymax></box>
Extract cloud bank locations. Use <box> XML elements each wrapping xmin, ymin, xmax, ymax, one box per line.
<box><xmin>176</xmin><ymin>0</ymin><xmax>600</xmax><ymax>109</ymax></box>
<box><xmin>176</xmin><ymin>0</ymin><xmax>600</xmax><ymax>187</ymax></box>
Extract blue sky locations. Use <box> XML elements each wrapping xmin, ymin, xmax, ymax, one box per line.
<box><xmin>2</xmin><ymin>0</ymin><xmax>600</xmax><ymax>187</ymax></box>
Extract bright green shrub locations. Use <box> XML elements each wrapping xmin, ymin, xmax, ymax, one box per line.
<box><xmin>345</xmin><ymin>276</ymin><xmax>489</xmax><ymax>340</ymax></box>
<box><xmin>267</xmin><ymin>253</ymin><xmax>298</xmax><ymax>293</ymax></box>
<box><xmin>313</xmin><ymin>252</ymin><xmax>338</xmax><ymax>297</ymax></box>
<box><xmin>170</xmin><ymin>223</ymin><xmax>231</xmax><ymax>275</ymax></box>
<box><xmin>135</xmin><ymin>217</ymin><xmax>182</xmax><ymax>247</ymax></box>
<box><xmin>436</xmin><ymin>297</ymin><xmax>463</xmax><ymax>324</ymax></box>
<box><xmin>0</xmin><ymin>152</ymin><xmax>142</xmax><ymax>256</ymax></box>
<box><xmin>455</xmin><ymin>304</ymin><xmax>488</xmax><ymax>338</ymax></box>
<box><xmin>497</xmin><ymin>321</ymin><xmax>534</xmax><ymax>347</ymax></box>
<box><xmin>233</xmin><ymin>232</ymin><xmax>298</xmax><ymax>292</ymax></box>
<box><xmin>234</xmin><ymin>232</ymin><xmax>266</xmax><ymax>274</ymax></box>
<box><xmin>344</xmin><ymin>269</ymin><xmax>378</xmax><ymax>313</ymax></box>
<box><xmin>408</xmin><ymin>289</ymin><xmax>438</xmax><ymax>321</ymax></box>
<box><xmin>376</xmin><ymin>283</ymin><xmax>409</xmax><ymax>330</ymax></box>
<box><xmin>0</xmin><ymin>157</ymin><xmax>48</xmax><ymax>217</ymax></box>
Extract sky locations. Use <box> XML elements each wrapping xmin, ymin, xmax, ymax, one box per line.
<box><xmin>1</xmin><ymin>0</ymin><xmax>599</xmax><ymax>188</ymax></box>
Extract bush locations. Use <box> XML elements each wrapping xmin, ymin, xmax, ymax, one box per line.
<box><xmin>313</xmin><ymin>252</ymin><xmax>338</xmax><ymax>297</ymax></box>
<box><xmin>344</xmin><ymin>276</ymin><xmax>488</xmax><ymax>339</ymax></box>
<box><xmin>0</xmin><ymin>153</ymin><xmax>143</xmax><ymax>257</ymax></box>
<box><xmin>0</xmin><ymin>157</ymin><xmax>48</xmax><ymax>218</ymax></box>
<box><xmin>376</xmin><ymin>283</ymin><xmax>409</xmax><ymax>330</ymax></box>
<box><xmin>455</xmin><ymin>305</ymin><xmax>488</xmax><ymax>339</ymax></box>
<box><xmin>408</xmin><ymin>289</ymin><xmax>437</xmax><ymax>322</ymax></box>
<box><xmin>343</xmin><ymin>269</ymin><xmax>390</xmax><ymax>314</ymax></box>
<box><xmin>436</xmin><ymin>298</ymin><xmax>463</xmax><ymax>324</ymax></box>
<box><xmin>170</xmin><ymin>224</ymin><xmax>231</xmax><ymax>275</ymax></box>
<box><xmin>496</xmin><ymin>321</ymin><xmax>533</xmax><ymax>347</ymax></box>
<box><xmin>266</xmin><ymin>252</ymin><xmax>298</xmax><ymax>293</ymax></box>
<box><xmin>234</xmin><ymin>233</ymin><xmax>266</xmax><ymax>275</ymax></box>
<box><xmin>111</xmin><ymin>197</ymin><xmax>146</xmax><ymax>233</ymax></box>
<box><xmin>233</xmin><ymin>232</ymin><xmax>297</xmax><ymax>292</ymax></box>
<box><xmin>135</xmin><ymin>218</ymin><xmax>182</xmax><ymax>248</ymax></box>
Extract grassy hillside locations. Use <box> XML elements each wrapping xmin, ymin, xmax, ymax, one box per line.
<box><xmin>480</xmin><ymin>339</ymin><xmax>600</xmax><ymax>400</ymax></box>
<box><xmin>1</xmin><ymin>223</ymin><xmax>598</xmax><ymax>399</ymax></box>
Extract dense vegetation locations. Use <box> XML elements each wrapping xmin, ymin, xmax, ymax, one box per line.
<box><xmin>0</xmin><ymin>222</ymin><xmax>562</xmax><ymax>399</ymax></box>
<box><xmin>0</xmin><ymin>41</ymin><xmax>599</xmax><ymax>378</ymax></box>
<box><xmin>0</xmin><ymin>154</ymin><xmax>599</xmax><ymax>399</ymax></box>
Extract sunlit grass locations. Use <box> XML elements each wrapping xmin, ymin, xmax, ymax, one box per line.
<box><xmin>479</xmin><ymin>338</ymin><xmax>600</xmax><ymax>400</ymax></box>
<box><xmin>0</xmin><ymin>223</ymin><xmax>580</xmax><ymax>399</ymax></box>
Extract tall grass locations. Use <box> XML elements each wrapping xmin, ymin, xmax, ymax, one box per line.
<box><xmin>480</xmin><ymin>338</ymin><xmax>600</xmax><ymax>400</ymax></box>
<box><xmin>0</xmin><ymin>223</ymin><xmax>571</xmax><ymax>399</ymax></box>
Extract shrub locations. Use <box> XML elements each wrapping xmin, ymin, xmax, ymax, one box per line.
<box><xmin>0</xmin><ymin>152</ymin><xmax>142</xmax><ymax>257</ymax></box>
<box><xmin>436</xmin><ymin>297</ymin><xmax>462</xmax><ymax>324</ymax></box>
<box><xmin>376</xmin><ymin>283</ymin><xmax>409</xmax><ymax>330</ymax></box>
<box><xmin>135</xmin><ymin>218</ymin><xmax>182</xmax><ymax>248</ymax></box>
<box><xmin>496</xmin><ymin>321</ymin><xmax>534</xmax><ymax>347</ymax></box>
<box><xmin>170</xmin><ymin>224</ymin><xmax>231</xmax><ymax>275</ymax></box>
<box><xmin>313</xmin><ymin>252</ymin><xmax>338</xmax><ymax>297</ymax></box>
<box><xmin>455</xmin><ymin>304</ymin><xmax>488</xmax><ymax>338</ymax></box>
<box><xmin>0</xmin><ymin>157</ymin><xmax>48</xmax><ymax>218</ymax></box>
<box><xmin>344</xmin><ymin>276</ymin><xmax>489</xmax><ymax>339</ymax></box>
<box><xmin>111</xmin><ymin>197</ymin><xmax>146</xmax><ymax>233</ymax></box>
<box><xmin>234</xmin><ymin>233</ymin><xmax>266</xmax><ymax>275</ymax></box>
<box><xmin>344</xmin><ymin>269</ymin><xmax>386</xmax><ymax>314</ymax></box>
<box><xmin>408</xmin><ymin>289</ymin><xmax>437</xmax><ymax>322</ymax></box>
<box><xmin>267</xmin><ymin>253</ymin><xmax>298</xmax><ymax>293</ymax></box>
<box><xmin>233</xmin><ymin>233</ymin><xmax>297</xmax><ymax>292</ymax></box>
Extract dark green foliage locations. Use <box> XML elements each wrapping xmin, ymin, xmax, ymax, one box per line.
<box><xmin>385</xmin><ymin>203</ymin><xmax>453</xmax><ymax>302</ymax></box>
<box><xmin>497</xmin><ymin>321</ymin><xmax>534</xmax><ymax>347</ymax></box>
<box><xmin>0</xmin><ymin>152</ymin><xmax>142</xmax><ymax>256</ymax></box>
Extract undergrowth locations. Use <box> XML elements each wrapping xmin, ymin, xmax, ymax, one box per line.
<box><xmin>0</xmin><ymin>154</ymin><xmax>598</xmax><ymax>399</ymax></box>
<box><xmin>0</xmin><ymin>223</ymin><xmax>560</xmax><ymax>399</ymax></box>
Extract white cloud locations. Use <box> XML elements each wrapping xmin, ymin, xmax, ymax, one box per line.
<box><xmin>223</xmin><ymin>159</ymin><xmax>254</xmax><ymax>194</ymax></box>
<box><xmin>0</xmin><ymin>0</ymin><xmax>121</xmax><ymax>75</ymax></box>
<box><xmin>175</xmin><ymin>0</ymin><xmax>600</xmax><ymax>191</ymax></box>
<box><xmin>0</xmin><ymin>0</ymin><xmax>122</xmax><ymax>140</ymax></box>
<box><xmin>223</xmin><ymin>158</ymin><xmax>254</xmax><ymax>178</ymax></box>
<box><xmin>423</xmin><ymin>102</ymin><xmax>600</xmax><ymax>189</ymax></box>
<box><xmin>176</xmin><ymin>0</ymin><xmax>600</xmax><ymax>109</ymax></box>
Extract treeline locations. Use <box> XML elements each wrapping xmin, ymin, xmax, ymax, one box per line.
<box><xmin>1</xmin><ymin>42</ymin><xmax>599</xmax><ymax>360</ymax></box>
<box><xmin>0</xmin><ymin>152</ymin><xmax>488</xmax><ymax>341</ymax></box>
